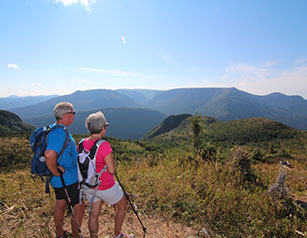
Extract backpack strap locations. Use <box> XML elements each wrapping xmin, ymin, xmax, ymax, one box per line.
<box><xmin>78</xmin><ymin>138</ymin><xmax>85</xmax><ymax>152</ymax></box>
<box><xmin>47</xmin><ymin>124</ymin><xmax>70</xmax><ymax>164</ymax></box>
<box><xmin>95</xmin><ymin>139</ymin><xmax>107</xmax><ymax>173</ymax></box>
<box><xmin>88</xmin><ymin>139</ymin><xmax>102</xmax><ymax>158</ymax></box>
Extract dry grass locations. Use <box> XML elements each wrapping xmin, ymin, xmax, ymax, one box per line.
<box><xmin>0</xmin><ymin>136</ymin><xmax>306</xmax><ymax>237</ymax></box>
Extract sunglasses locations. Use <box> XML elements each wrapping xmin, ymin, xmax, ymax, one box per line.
<box><xmin>64</xmin><ymin>111</ymin><xmax>76</xmax><ymax>115</ymax></box>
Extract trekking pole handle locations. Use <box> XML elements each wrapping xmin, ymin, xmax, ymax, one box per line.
<box><xmin>58</xmin><ymin>169</ymin><xmax>71</xmax><ymax>204</ymax></box>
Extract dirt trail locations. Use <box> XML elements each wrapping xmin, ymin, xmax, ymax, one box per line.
<box><xmin>59</xmin><ymin>205</ymin><xmax>198</xmax><ymax>238</ymax></box>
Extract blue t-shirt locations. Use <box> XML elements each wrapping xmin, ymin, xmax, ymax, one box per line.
<box><xmin>46</xmin><ymin>124</ymin><xmax>78</xmax><ymax>188</ymax></box>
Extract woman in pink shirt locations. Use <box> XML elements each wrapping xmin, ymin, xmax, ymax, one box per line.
<box><xmin>79</xmin><ymin>111</ymin><xmax>132</xmax><ymax>238</ymax></box>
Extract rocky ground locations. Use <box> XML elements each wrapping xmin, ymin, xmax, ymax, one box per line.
<box><xmin>59</xmin><ymin>204</ymin><xmax>202</xmax><ymax>238</ymax></box>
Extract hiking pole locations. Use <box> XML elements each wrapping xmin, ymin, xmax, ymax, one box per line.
<box><xmin>115</xmin><ymin>173</ymin><xmax>147</xmax><ymax>235</ymax></box>
<box><xmin>58</xmin><ymin>169</ymin><xmax>82</xmax><ymax>237</ymax></box>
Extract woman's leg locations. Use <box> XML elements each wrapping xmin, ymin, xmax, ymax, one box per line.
<box><xmin>114</xmin><ymin>196</ymin><xmax>128</xmax><ymax>237</ymax></box>
<box><xmin>88</xmin><ymin>200</ymin><xmax>103</xmax><ymax>238</ymax></box>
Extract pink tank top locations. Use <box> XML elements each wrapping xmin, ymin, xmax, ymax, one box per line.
<box><xmin>79</xmin><ymin>138</ymin><xmax>115</xmax><ymax>190</ymax></box>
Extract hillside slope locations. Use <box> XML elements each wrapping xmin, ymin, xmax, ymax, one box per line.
<box><xmin>0</xmin><ymin>110</ymin><xmax>34</xmax><ymax>136</ymax></box>
<box><xmin>27</xmin><ymin>107</ymin><xmax>166</xmax><ymax>139</ymax></box>
<box><xmin>143</xmin><ymin>113</ymin><xmax>192</xmax><ymax>140</ymax></box>
<box><xmin>143</xmin><ymin>115</ymin><xmax>307</xmax><ymax>151</ymax></box>
<box><xmin>11</xmin><ymin>89</ymin><xmax>138</xmax><ymax>119</ymax></box>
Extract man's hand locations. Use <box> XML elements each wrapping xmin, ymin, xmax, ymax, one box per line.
<box><xmin>45</xmin><ymin>150</ymin><xmax>62</xmax><ymax>176</ymax></box>
<box><xmin>57</xmin><ymin>166</ymin><xmax>65</xmax><ymax>175</ymax></box>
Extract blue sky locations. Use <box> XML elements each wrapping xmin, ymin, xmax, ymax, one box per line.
<box><xmin>1</xmin><ymin>0</ymin><xmax>307</xmax><ymax>98</ymax></box>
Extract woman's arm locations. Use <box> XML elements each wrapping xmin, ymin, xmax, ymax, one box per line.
<box><xmin>104</xmin><ymin>153</ymin><xmax>116</xmax><ymax>175</ymax></box>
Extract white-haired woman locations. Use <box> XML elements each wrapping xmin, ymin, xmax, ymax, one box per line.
<box><xmin>79</xmin><ymin>111</ymin><xmax>132</xmax><ymax>238</ymax></box>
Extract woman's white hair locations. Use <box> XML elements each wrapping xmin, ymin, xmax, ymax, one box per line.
<box><xmin>86</xmin><ymin>111</ymin><xmax>109</xmax><ymax>134</ymax></box>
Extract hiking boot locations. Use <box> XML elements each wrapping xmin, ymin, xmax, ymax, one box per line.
<box><xmin>114</xmin><ymin>232</ymin><xmax>134</xmax><ymax>238</ymax></box>
<box><xmin>56</xmin><ymin>231</ymin><xmax>72</xmax><ymax>238</ymax></box>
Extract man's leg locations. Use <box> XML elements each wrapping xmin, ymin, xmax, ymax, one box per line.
<box><xmin>71</xmin><ymin>202</ymin><xmax>85</xmax><ymax>238</ymax></box>
<box><xmin>54</xmin><ymin>199</ymin><xmax>67</xmax><ymax>237</ymax></box>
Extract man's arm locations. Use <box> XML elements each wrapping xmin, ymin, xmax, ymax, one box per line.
<box><xmin>45</xmin><ymin>150</ymin><xmax>62</xmax><ymax>176</ymax></box>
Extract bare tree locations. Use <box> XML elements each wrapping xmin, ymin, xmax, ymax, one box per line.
<box><xmin>268</xmin><ymin>161</ymin><xmax>293</xmax><ymax>198</ymax></box>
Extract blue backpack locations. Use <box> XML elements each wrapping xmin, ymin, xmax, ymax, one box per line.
<box><xmin>30</xmin><ymin>124</ymin><xmax>70</xmax><ymax>193</ymax></box>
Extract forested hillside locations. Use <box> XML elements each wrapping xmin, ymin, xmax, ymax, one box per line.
<box><xmin>143</xmin><ymin>114</ymin><xmax>307</xmax><ymax>158</ymax></box>
<box><xmin>0</xmin><ymin>110</ymin><xmax>34</xmax><ymax>136</ymax></box>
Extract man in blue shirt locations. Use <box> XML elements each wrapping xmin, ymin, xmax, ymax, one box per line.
<box><xmin>45</xmin><ymin>102</ymin><xmax>84</xmax><ymax>238</ymax></box>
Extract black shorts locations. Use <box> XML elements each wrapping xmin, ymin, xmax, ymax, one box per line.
<box><xmin>54</xmin><ymin>182</ymin><xmax>80</xmax><ymax>207</ymax></box>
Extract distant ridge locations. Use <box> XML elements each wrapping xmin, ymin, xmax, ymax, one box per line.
<box><xmin>0</xmin><ymin>110</ymin><xmax>34</xmax><ymax>136</ymax></box>
<box><xmin>141</xmin><ymin>87</ymin><xmax>307</xmax><ymax>130</ymax></box>
<box><xmin>0</xmin><ymin>94</ymin><xmax>58</xmax><ymax>110</ymax></box>
<box><xmin>115</xmin><ymin>89</ymin><xmax>162</xmax><ymax>104</ymax></box>
<box><xmin>6</xmin><ymin>87</ymin><xmax>307</xmax><ymax>132</ymax></box>
<box><xmin>11</xmin><ymin>89</ymin><xmax>137</xmax><ymax>119</ymax></box>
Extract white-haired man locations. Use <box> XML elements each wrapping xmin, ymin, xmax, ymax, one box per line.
<box><xmin>45</xmin><ymin>102</ymin><xmax>84</xmax><ymax>238</ymax></box>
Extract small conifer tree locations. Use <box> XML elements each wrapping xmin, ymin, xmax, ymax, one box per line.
<box><xmin>190</xmin><ymin>113</ymin><xmax>202</xmax><ymax>151</ymax></box>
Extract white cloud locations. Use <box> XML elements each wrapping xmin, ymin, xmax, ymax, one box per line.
<box><xmin>77</xmin><ymin>67</ymin><xmax>139</xmax><ymax>77</ymax></box>
<box><xmin>8</xmin><ymin>64</ymin><xmax>19</xmax><ymax>70</ymax></box>
<box><xmin>121</xmin><ymin>35</ymin><xmax>127</xmax><ymax>45</ymax></box>
<box><xmin>53</xmin><ymin>0</ymin><xmax>96</xmax><ymax>11</ymax></box>
<box><xmin>221</xmin><ymin>59</ymin><xmax>307</xmax><ymax>98</ymax></box>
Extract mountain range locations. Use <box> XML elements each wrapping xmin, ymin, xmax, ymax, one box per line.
<box><xmin>1</xmin><ymin>87</ymin><xmax>306</xmax><ymax>139</ymax></box>
<box><xmin>0</xmin><ymin>94</ymin><xmax>58</xmax><ymax>110</ymax></box>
